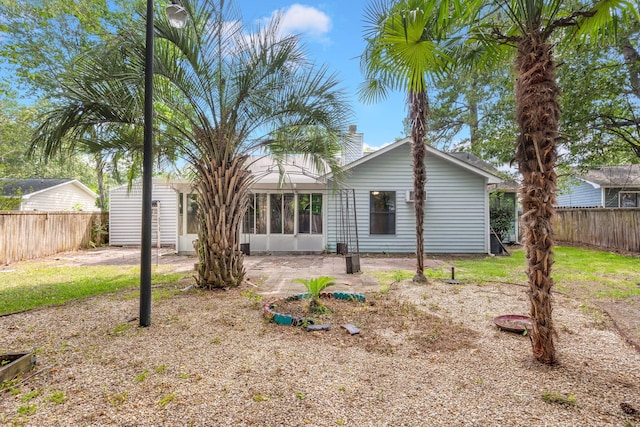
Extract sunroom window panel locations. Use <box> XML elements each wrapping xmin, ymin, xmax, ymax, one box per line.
<box><xmin>298</xmin><ymin>194</ymin><xmax>311</xmax><ymax>234</ymax></box>
<box><xmin>270</xmin><ymin>194</ymin><xmax>283</xmax><ymax>234</ymax></box>
<box><xmin>243</xmin><ymin>194</ymin><xmax>255</xmax><ymax>234</ymax></box>
<box><xmin>284</xmin><ymin>193</ymin><xmax>295</xmax><ymax>234</ymax></box>
<box><xmin>312</xmin><ymin>193</ymin><xmax>323</xmax><ymax>234</ymax></box>
<box><xmin>256</xmin><ymin>193</ymin><xmax>267</xmax><ymax>234</ymax></box>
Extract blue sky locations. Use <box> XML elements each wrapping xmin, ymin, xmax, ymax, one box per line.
<box><xmin>235</xmin><ymin>1</ymin><xmax>408</xmax><ymax>149</ymax></box>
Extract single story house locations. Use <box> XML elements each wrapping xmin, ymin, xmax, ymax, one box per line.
<box><xmin>326</xmin><ymin>138</ymin><xmax>502</xmax><ymax>254</ymax></box>
<box><xmin>0</xmin><ymin>178</ymin><xmax>99</xmax><ymax>211</ymax></box>
<box><xmin>449</xmin><ymin>151</ymin><xmax>520</xmax><ymax>243</ymax></box>
<box><xmin>556</xmin><ymin>164</ymin><xmax>640</xmax><ymax>208</ymax></box>
<box><xmin>109</xmin><ymin>135</ymin><xmax>503</xmax><ymax>255</ymax></box>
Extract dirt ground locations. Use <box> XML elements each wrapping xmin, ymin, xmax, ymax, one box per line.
<box><xmin>2</xmin><ymin>247</ymin><xmax>640</xmax><ymax>426</ymax></box>
<box><xmin>13</xmin><ymin>246</ymin><xmax>640</xmax><ymax>354</ymax></box>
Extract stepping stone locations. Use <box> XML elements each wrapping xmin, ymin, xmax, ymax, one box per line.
<box><xmin>341</xmin><ymin>323</ymin><xmax>360</xmax><ymax>335</ymax></box>
<box><xmin>306</xmin><ymin>324</ymin><xmax>331</xmax><ymax>332</ymax></box>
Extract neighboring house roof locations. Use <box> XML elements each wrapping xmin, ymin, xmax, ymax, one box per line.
<box><xmin>577</xmin><ymin>164</ymin><xmax>640</xmax><ymax>188</ymax></box>
<box><xmin>336</xmin><ymin>138</ymin><xmax>502</xmax><ymax>184</ymax></box>
<box><xmin>0</xmin><ymin>178</ymin><xmax>76</xmax><ymax>197</ymax></box>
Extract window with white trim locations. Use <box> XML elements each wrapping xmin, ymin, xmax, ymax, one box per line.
<box><xmin>370</xmin><ymin>191</ymin><xmax>396</xmax><ymax>234</ymax></box>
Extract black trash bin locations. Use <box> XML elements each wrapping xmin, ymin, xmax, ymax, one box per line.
<box><xmin>240</xmin><ymin>243</ymin><xmax>250</xmax><ymax>256</ymax></box>
<box><xmin>490</xmin><ymin>234</ymin><xmax>502</xmax><ymax>255</ymax></box>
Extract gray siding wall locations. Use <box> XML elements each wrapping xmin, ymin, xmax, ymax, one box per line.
<box><xmin>328</xmin><ymin>143</ymin><xmax>489</xmax><ymax>254</ymax></box>
<box><xmin>556</xmin><ymin>181</ymin><xmax>601</xmax><ymax>207</ymax></box>
<box><xmin>109</xmin><ymin>181</ymin><xmax>177</xmax><ymax>247</ymax></box>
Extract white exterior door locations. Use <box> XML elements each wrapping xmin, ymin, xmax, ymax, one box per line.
<box><xmin>177</xmin><ymin>192</ymin><xmax>199</xmax><ymax>254</ymax></box>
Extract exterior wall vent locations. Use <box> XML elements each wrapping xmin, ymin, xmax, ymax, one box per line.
<box><xmin>405</xmin><ymin>190</ymin><xmax>426</xmax><ymax>203</ymax></box>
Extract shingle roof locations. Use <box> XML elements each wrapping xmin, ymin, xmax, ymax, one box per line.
<box><xmin>0</xmin><ymin>178</ymin><xmax>74</xmax><ymax>196</ymax></box>
<box><xmin>580</xmin><ymin>165</ymin><xmax>640</xmax><ymax>187</ymax></box>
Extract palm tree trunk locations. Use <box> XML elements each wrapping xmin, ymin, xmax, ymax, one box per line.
<box><xmin>514</xmin><ymin>34</ymin><xmax>559</xmax><ymax>364</ymax></box>
<box><xmin>410</xmin><ymin>89</ymin><xmax>428</xmax><ymax>283</ymax></box>
<box><xmin>193</xmin><ymin>156</ymin><xmax>252</xmax><ymax>289</ymax></box>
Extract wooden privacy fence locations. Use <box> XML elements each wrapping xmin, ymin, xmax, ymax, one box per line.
<box><xmin>553</xmin><ymin>208</ymin><xmax>640</xmax><ymax>252</ymax></box>
<box><xmin>0</xmin><ymin>212</ymin><xmax>108</xmax><ymax>265</ymax></box>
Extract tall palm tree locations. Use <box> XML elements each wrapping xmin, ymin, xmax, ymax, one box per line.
<box><xmin>360</xmin><ymin>0</ymin><xmax>463</xmax><ymax>283</ymax></box>
<box><xmin>30</xmin><ymin>0</ymin><xmax>352</xmax><ymax>289</ymax></box>
<box><xmin>463</xmin><ymin>0</ymin><xmax>638</xmax><ymax>364</ymax></box>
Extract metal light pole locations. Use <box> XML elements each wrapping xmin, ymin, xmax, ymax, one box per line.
<box><xmin>140</xmin><ymin>0</ymin><xmax>187</xmax><ymax>328</ymax></box>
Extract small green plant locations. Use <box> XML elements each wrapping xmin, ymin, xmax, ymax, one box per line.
<box><xmin>135</xmin><ymin>370</ymin><xmax>148</xmax><ymax>382</ymax></box>
<box><xmin>21</xmin><ymin>390</ymin><xmax>41</xmax><ymax>402</ymax></box>
<box><xmin>1</xmin><ymin>378</ymin><xmax>21</xmax><ymax>392</ymax></box>
<box><xmin>111</xmin><ymin>323</ymin><xmax>132</xmax><ymax>335</ymax></box>
<box><xmin>179</xmin><ymin>372</ymin><xmax>189</xmax><ymax>379</ymax></box>
<box><xmin>107</xmin><ymin>392</ymin><xmax>127</xmax><ymax>407</ymax></box>
<box><xmin>18</xmin><ymin>404</ymin><xmax>37</xmax><ymax>415</ymax></box>
<box><xmin>155</xmin><ymin>365</ymin><xmax>167</xmax><ymax>373</ymax></box>
<box><xmin>295</xmin><ymin>392</ymin><xmax>305</xmax><ymax>400</ymax></box>
<box><xmin>252</xmin><ymin>393</ymin><xmax>270</xmax><ymax>402</ymax></box>
<box><xmin>541</xmin><ymin>391</ymin><xmax>576</xmax><ymax>406</ymax></box>
<box><xmin>158</xmin><ymin>393</ymin><xmax>176</xmax><ymax>408</ymax></box>
<box><xmin>241</xmin><ymin>290</ymin><xmax>263</xmax><ymax>308</ymax></box>
<box><xmin>294</xmin><ymin>276</ymin><xmax>335</xmax><ymax>313</ymax></box>
<box><xmin>48</xmin><ymin>391</ymin><xmax>66</xmax><ymax>404</ymax></box>
<box><xmin>241</xmin><ymin>290</ymin><xmax>263</xmax><ymax>302</ymax></box>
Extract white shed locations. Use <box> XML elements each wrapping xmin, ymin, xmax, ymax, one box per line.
<box><xmin>0</xmin><ymin>178</ymin><xmax>99</xmax><ymax>211</ymax></box>
<box><xmin>108</xmin><ymin>179</ymin><xmax>179</xmax><ymax>248</ymax></box>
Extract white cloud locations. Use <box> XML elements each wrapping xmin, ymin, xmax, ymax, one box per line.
<box><xmin>280</xmin><ymin>4</ymin><xmax>331</xmax><ymax>39</ymax></box>
<box><xmin>257</xmin><ymin>4</ymin><xmax>331</xmax><ymax>42</ymax></box>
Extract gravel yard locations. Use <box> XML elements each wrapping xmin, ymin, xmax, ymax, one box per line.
<box><xmin>1</xmin><ymin>250</ymin><xmax>639</xmax><ymax>426</ymax></box>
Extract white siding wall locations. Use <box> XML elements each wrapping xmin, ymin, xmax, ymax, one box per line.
<box><xmin>21</xmin><ymin>183</ymin><xmax>98</xmax><ymax>211</ymax></box>
<box><xmin>328</xmin><ymin>143</ymin><xmax>489</xmax><ymax>254</ymax></box>
<box><xmin>109</xmin><ymin>181</ymin><xmax>177</xmax><ymax>247</ymax></box>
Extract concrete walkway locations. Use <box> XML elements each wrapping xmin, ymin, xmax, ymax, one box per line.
<box><xmin>242</xmin><ymin>253</ymin><xmax>446</xmax><ymax>297</ymax></box>
<box><xmin>29</xmin><ymin>247</ymin><xmax>447</xmax><ymax>297</ymax></box>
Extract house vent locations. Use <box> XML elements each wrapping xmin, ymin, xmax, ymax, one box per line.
<box><xmin>405</xmin><ymin>190</ymin><xmax>426</xmax><ymax>203</ymax></box>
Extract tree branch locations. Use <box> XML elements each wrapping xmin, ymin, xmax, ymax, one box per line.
<box><xmin>542</xmin><ymin>10</ymin><xmax>596</xmax><ymax>39</ymax></box>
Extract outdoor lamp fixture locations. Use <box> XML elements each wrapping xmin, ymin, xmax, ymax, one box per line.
<box><xmin>140</xmin><ymin>0</ymin><xmax>187</xmax><ymax>328</ymax></box>
<box><xmin>166</xmin><ymin>0</ymin><xmax>188</xmax><ymax>28</ymax></box>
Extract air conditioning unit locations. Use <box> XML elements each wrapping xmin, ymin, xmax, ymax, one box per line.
<box><xmin>405</xmin><ymin>190</ymin><xmax>427</xmax><ymax>203</ymax></box>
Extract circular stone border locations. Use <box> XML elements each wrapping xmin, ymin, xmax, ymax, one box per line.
<box><xmin>263</xmin><ymin>292</ymin><xmax>366</xmax><ymax>326</ymax></box>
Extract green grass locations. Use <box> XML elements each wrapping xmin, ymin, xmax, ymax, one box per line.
<box><xmin>372</xmin><ymin>246</ymin><xmax>640</xmax><ymax>302</ymax></box>
<box><xmin>0</xmin><ymin>263</ymin><xmax>189</xmax><ymax>316</ymax></box>
<box><xmin>368</xmin><ymin>269</ymin><xmax>415</xmax><ymax>293</ymax></box>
